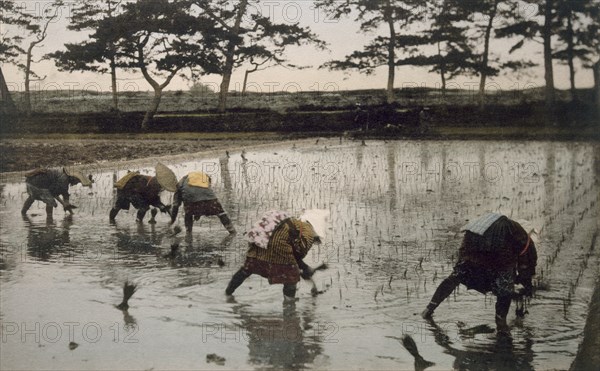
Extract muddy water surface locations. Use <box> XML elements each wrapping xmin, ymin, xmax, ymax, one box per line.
<box><xmin>1</xmin><ymin>139</ymin><xmax>599</xmax><ymax>370</ymax></box>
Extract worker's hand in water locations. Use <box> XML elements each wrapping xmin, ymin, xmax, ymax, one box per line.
<box><xmin>161</xmin><ymin>205</ymin><xmax>172</xmax><ymax>217</ymax></box>
<box><xmin>311</xmin><ymin>284</ymin><xmax>319</xmax><ymax>296</ymax></box>
<box><xmin>301</xmin><ymin>266</ymin><xmax>315</xmax><ymax>280</ymax></box>
<box><xmin>63</xmin><ymin>204</ymin><xmax>77</xmax><ymax>214</ymax></box>
<box><xmin>515</xmin><ymin>274</ymin><xmax>534</xmax><ymax>297</ymax></box>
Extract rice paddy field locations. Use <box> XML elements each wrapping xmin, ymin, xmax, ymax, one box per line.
<box><xmin>1</xmin><ymin>138</ymin><xmax>599</xmax><ymax>370</ymax></box>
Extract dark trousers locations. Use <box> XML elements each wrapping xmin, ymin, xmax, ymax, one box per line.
<box><xmin>225</xmin><ymin>267</ymin><xmax>297</xmax><ymax>298</ymax></box>
<box><xmin>427</xmin><ymin>275</ymin><xmax>511</xmax><ymax>328</ymax></box>
<box><xmin>185</xmin><ymin>212</ymin><xmax>235</xmax><ymax>233</ymax></box>
<box><xmin>22</xmin><ymin>196</ymin><xmax>55</xmax><ymax>219</ymax></box>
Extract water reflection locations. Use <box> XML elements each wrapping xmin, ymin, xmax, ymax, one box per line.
<box><xmin>219</xmin><ymin>153</ymin><xmax>234</xmax><ymax>210</ymax></box>
<box><xmin>23</xmin><ymin>214</ymin><xmax>72</xmax><ymax>261</ymax></box>
<box><xmin>119</xmin><ymin>308</ymin><xmax>138</xmax><ymax>330</ymax></box>
<box><xmin>166</xmin><ymin>233</ymin><xmax>233</xmax><ymax>268</ymax></box>
<box><xmin>112</xmin><ymin>222</ymin><xmax>164</xmax><ymax>255</ymax></box>
<box><xmin>0</xmin><ymin>140</ymin><xmax>598</xmax><ymax>370</ymax></box>
<box><xmin>355</xmin><ymin>143</ymin><xmax>364</xmax><ymax>169</ymax></box>
<box><xmin>425</xmin><ymin>318</ymin><xmax>534</xmax><ymax>371</ymax></box>
<box><xmin>232</xmin><ymin>302</ymin><xmax>325</xmax><ymax>369</ymax></box>
<box><xmin>387</xmin><ymin>144</ymin><xmax>398</xmax><ymax>212</ymax></box>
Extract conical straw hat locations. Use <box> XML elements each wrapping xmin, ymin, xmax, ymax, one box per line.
<box><xmin>114</xmin><ymin>171</ymin><xmax>140</xmax><ymax>189</ymax></box>
<box><xmin>155</xmin><ymin>163</ymin><xmax>178</xmax><ymax>192</ymax></box>
<box><xmin>64</xmin><ymin>168</ymin><xmax>92</xmax><ymax>187</ymax></box>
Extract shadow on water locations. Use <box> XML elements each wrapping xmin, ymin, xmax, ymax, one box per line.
<box><xmin>424</xmin><ymin>317</ymin><xmax>535</xmax><ymax>371</ymax></box>
<box><xmin>230</xmin><ymin>301</ymin><xmax>325</xmax><ymax>369</ymax></box>
<box><xmin>23</xmin><ymin>214</ymin><xmax>72</xmax><ymax>261</ymax></box>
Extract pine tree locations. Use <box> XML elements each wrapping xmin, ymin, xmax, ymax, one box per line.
<box><xmin>554</xmin><ymin>0</ymin><xmax>599</xmax><ymax>102</ymax></box>
<box><xmin>0</xmin><ymin>0</ymin><xmax>32</xmax><ymax>113</ymax></box>
<box><xmin>316</xmin><ymin>0</ymin><xmax>425</xmax><ymax>105</ymax></box>
<box><xmin>93</xmin><ymin>0</ymin><xmax>222</xmax><ymax>129</ymax></box>
<box><xmin>48</xmin><ymin>0</ymin><xmax>123</xmax><ymax>110</ymax></box>
<box><xmin>191</xmin><ymin>0</ymin><xmax>324</xmax><ymax>112</ymax></box>
<box><xmin>495</xmin><ymin>0</ymin><xmax>557</xmax><ymax>110</ymax></box>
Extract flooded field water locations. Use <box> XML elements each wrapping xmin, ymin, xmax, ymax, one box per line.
<box><xmin>1</xmin><ymin>139</ymin><xmax>599</xmax><ymax>370</ymax></box>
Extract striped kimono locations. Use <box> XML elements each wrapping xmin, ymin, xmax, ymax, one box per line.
<box><xmin>243</xmin><ymin>218</ymin><xmax>316</xmax><ymax>284</ymax></box>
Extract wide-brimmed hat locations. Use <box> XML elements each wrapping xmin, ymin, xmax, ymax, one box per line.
<box><xmin>64</xmin><ymin>168</ymin><xmax>92</xmax><ymax>187</ymax></box>
<box><xmin>155</xmin><ymin>163</ymin><xmax>178</xmax><ymax>192</ymax></box>
<box><xmin>299</xmin><ymin>209</ymin><xmax>330</xmax><ymax>240</ymax></box>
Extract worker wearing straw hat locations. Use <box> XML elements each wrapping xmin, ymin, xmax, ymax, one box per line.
<box><xmin>169</xmin><ymin>170</ymin><xmax>236</xmax><ymax>234</ymax></box>
<box><xmin>22</xmin><ymin>167</ymin><xmax>92</xmax><ymax>219</ymax></box>
<box><xmin>225</xmin><ymin>209</ymin><xmax>329</xmax><ymax>302</ymax></box>
<box><xmin>421</xmin><ymin>213</ymin><xmax>539</xmax><ymax>337</ymax></box>
<box><xmin>109</xmin><ymin>167</ymin><xmax>172</xmax><ymax>223</ymax></box>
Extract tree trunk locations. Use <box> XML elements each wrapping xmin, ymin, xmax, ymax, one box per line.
<box><xmin>24</xmin><ymin>43</ymin><xmax>34</xmax><ymax>116</ymax></box>
<box><xmin>594</xmin><ymin>59</ymin><xmax>600</xmax><ymax>118</ymax></box>
<box><xmin>218</xmin><ymin>0</ymin><xmax>249</xmax><ymax>113</ymax></box>
<box><xmin>141</xmin><ymin>88</ymin><xmax>162</xmax><ymax>130</ymax></box>
<box><xmin>0</xmin><ymin>67</ymin><xmax>17</xmax><ymax>114</ymax></box>
<box><xmin>478</xmin><ymin>0</ymin><xmax>499</xmax><ymax>110</ymax></box>
<box><xmin>218</xmin><ymin>59</ymin><xmax>234</xmax><ymax>112</ymax></box>
<box><xmin>543</xmin><ymin>0</ymin><xmax>555</xmax><ymax>110</ymax></box>
<box><xmin>107</xmin><ymin>3</ymin><xmax>118</xmax><ymax>111</ymax></box>
<box><xmin>242</xmin><ymin>69</ymin><xmax>251</xmax><ymax>96</ymax></box>
<box><xmin>440</xmin><ymin>68</ymin><xmax>446</xmax><ymax>98</ymax></box>
<box><xmin>566</xmin><ymin>10</ymin><xmax>577</xmax><ymax>101</ymax></box>
<box><xmin>437</xmin><ymin>41</ymin><xmax>447</xmax><ymax>102</ymax></box>
<box><xmin>386</xmin><ymin>10</ymin><xmax>396</xmax><ymax>105</ymax></box>
<box><xmin>110</xmin><ymin>56</ymin><xmax>119</xmax><ymax>110</ymax></box>
<box><xmin>22</xmin><ymin>10</ymin><xmax>53</xmax><ymax>116</ymax></box>
<box><xmin>136</xmin><ymin>35</ymin><xmax>177</xmax><ymax>131</ymax></box>
<box><xmin>242</xmin><ymin>63</ymin><xmax>263</xmax><ymax>96</ymax></box>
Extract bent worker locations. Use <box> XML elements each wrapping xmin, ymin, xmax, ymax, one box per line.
<box><xmin>109</xmin><ymin>171</ymin><xmax>171</xmax><ymax>224</ymax></box>
<box><xmin>169</xmin><ymin>171</ymin><xmax>235</xmax><ymax>234</ymax></box>
<box><xmin>225</xmin><ymin>209</ymin><xmax>329</xmax><ymax>302</ymax></box>
<box><xmin>421</xmin><ymin>213</ymin><xmax>538</xmax><ymax>336</ymax></box>
<box><xmin>22</xmin><ymin>168</ymin><xmax>92</xmax><ymax>219</ymax></box>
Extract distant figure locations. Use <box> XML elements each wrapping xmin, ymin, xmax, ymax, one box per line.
<box><xmin>418</xmin><ymin>107</ymin><xmax>431</xmax><ymax>134</ymax></box>
<box><xmin>22</xmin><ymin>168</ymin><xmax>92</xmax><ymax>219</ymax></box>
<box><xmin>169</xmin><ymin>171</ymin><xmax>235</xmax><ymax>234</ymax></box>
<box><xmin>421</xmin><ymin>213</ymin><xmax>538</xmax><ymax>336</ymax></box>
<box><xmin>225</xmin><ymin>209</ymin><xmax>329</xmax><ymax>302</ymax></box>
<box><xmin>354</xmin><ymin>103</ymin><xmax>368</xmax><ymax>131</ymax></box>
<box><xmin>110</xmin><ymin>171</ymin><xmax>171</xmax><ymax>223</ymax></box>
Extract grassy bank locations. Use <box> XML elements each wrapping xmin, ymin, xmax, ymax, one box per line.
<box><xmin>2</xmin><ymin>101</ymin><xmax>598</xmax><ymax>141</ymax></box>
<box><xmin>2</xmin><ymin>85</ymin><xmax>599</xmax><ymax>140</ymax></box>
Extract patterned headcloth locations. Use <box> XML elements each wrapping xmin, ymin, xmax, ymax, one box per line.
<box><xmin>246</xmin><ymin>210</ymin><xmax>291</xmax><ymax>249</ymax></box>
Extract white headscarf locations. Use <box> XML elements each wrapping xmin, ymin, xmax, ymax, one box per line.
<box><xmin>299</xmin><ymin>209</ymin><xmax>330</xmax><ymax>240</ymax></box>
<box><xmin>64</xmin><ymin>168</ymin><xmax>92</xmax><ymax>187</ymax></box>
<box><xmin>516</xmin><ymin>219</ymin><xmax>542</xmax><ymax>244</ymax></box>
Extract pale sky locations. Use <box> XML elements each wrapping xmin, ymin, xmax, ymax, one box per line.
<box><xmin>2</xmin><ymin>0</ymin><xmax>593</xmax><ymax>95</ymax></box>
